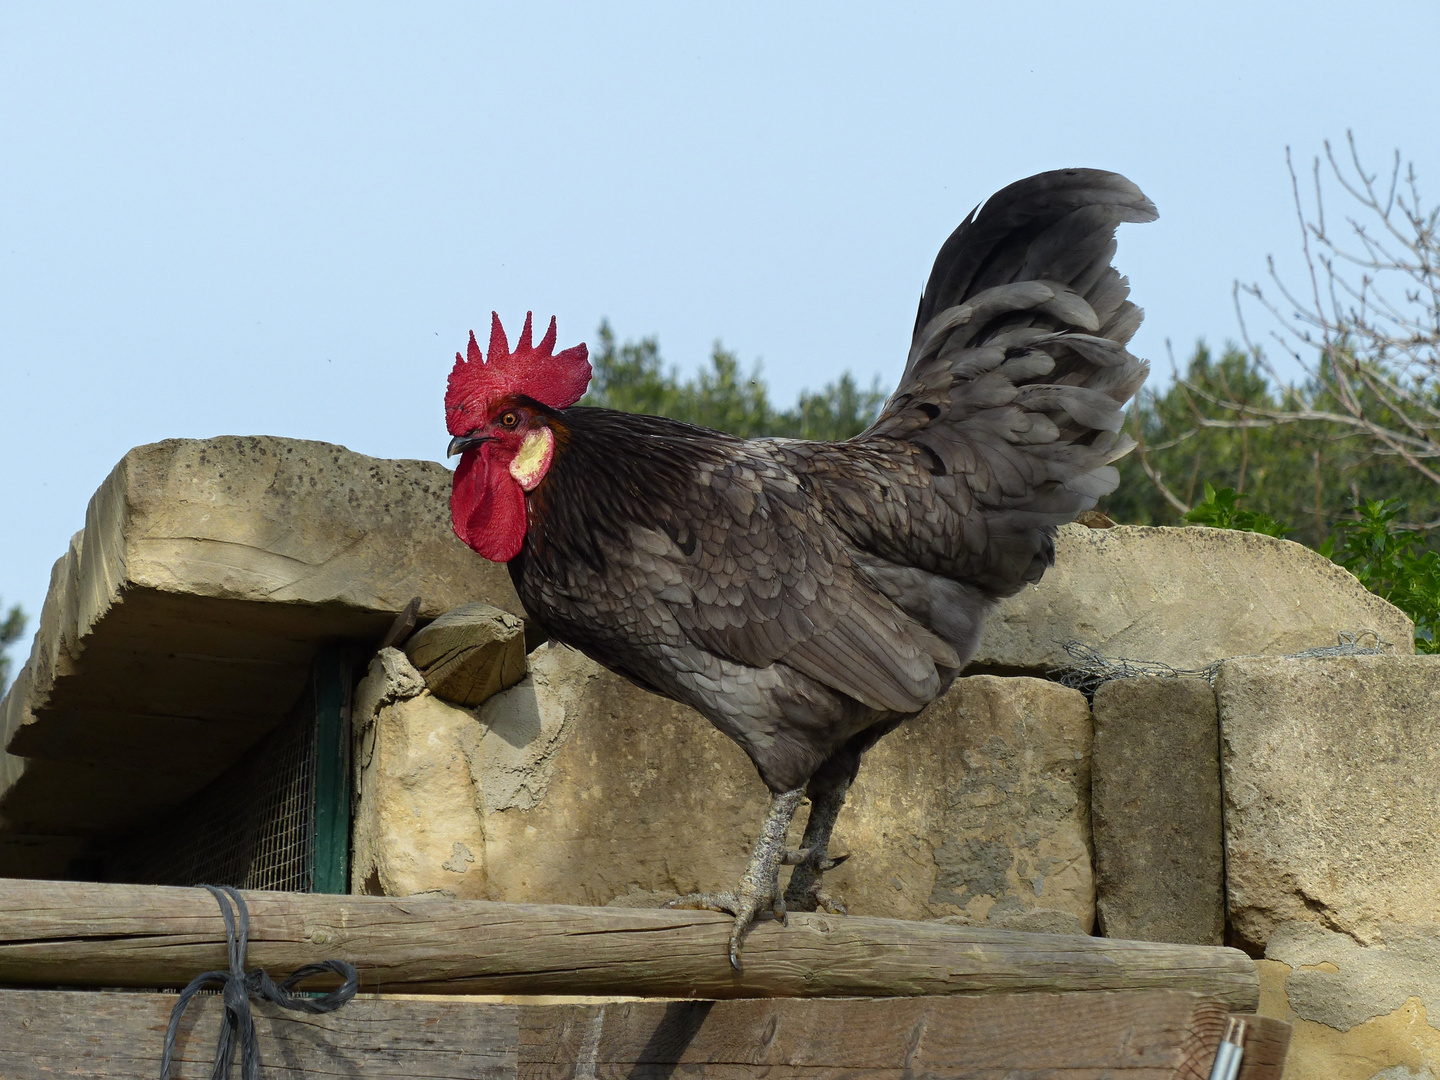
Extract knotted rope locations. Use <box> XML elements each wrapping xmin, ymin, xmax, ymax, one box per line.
<box><xmin>161</xmin><ymin>885</ymin><xmax>358</xmax><ymax>1080</ymax></box>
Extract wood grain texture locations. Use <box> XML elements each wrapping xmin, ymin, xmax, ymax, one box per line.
<box><xmin>0</xmin><ymin>880</ymin><xmax>1259</xmax><ymax>1008</ymax></box>
<box><xmin>0</xmin><ymin>989</ymin><xmax>517</xmax><ymax>1079</ymax></box>
<box><xmin>1171</xmin><ymin>1011</ymin><xmax>1291</xmax><ymax>1080</ymax></box>
<box><xmin>1243</xmin><ymin>1014</ymin><xmax>1294</xmax><ymax>1080</ymax></box>
<box><xmin>0</xmin><ymin>988</ymin><xmax>1291</xmax><ymax>1079</ymax></box>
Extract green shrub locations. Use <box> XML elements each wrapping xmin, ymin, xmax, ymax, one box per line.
<box><xmin>1182</xmin><ymin>486</ymin><xmax>1438</xmax><ymax>652</ymax></box>
<box><xmin>1320</xmin><ymin>500</ymin><xmax>1440</xmax><ymax>653</ymax></box>
<box><xmin>1183</xmin><ymin>483</ymin><xmax>1290</xmax><ymax>537</ymax></box>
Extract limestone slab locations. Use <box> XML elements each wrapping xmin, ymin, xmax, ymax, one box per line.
<box><xmin>403</xmin><ymin>602</ymin><xmax>528</xmax><ymax>707</ymax></box>
<box><xmin>972</xmin><ymin>523</ymin><xmax>1413</xmax><ymax>674</ymax></box>
<box><xmin>1091</xmin><ymin>677</ymin><xmax>1224</xmax><ymax>945</ymax></box>
<box><xmin>350</xmin><ymin>649</ymin><xmax>484</xmax><ymax>897</ymax></box>
<box><xmin>0</xmin><ymin>436</ymin><xmax>521</xmax><ymax>863</ymax></box>
<box><xmin>352</xmin><ymin>649</ymin><xmax>1096</xmax><ymax>932</ymax></box>
<box><xmin>1217</xmin><ymin>654</ymin><xmax>1440</xmax><ymax>952</ymax></box>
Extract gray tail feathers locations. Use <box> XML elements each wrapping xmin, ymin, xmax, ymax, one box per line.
<box><xmin>865</xmin><ymin>168</ymin><xmax>1157</xmax><ymax>530</ymax></box>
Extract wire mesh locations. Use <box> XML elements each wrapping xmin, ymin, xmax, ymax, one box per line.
<box><xmin>1049</xmin><ymin>628</ymin><xmax>1395</xmax><ymax>696</ymax></box>
<box><xmin>107</xmin><ymin>678</ymin><xmax>321</xmax><ymax>892</ymax></box>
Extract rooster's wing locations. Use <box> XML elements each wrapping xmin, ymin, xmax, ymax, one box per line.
<box><xmin>519</xmin><ymin>415</ymin><xmax>956</xmax><ymax>788</ymax></box>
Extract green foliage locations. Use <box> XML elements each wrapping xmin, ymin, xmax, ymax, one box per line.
<box><xmin>1068</xmin><ymin>339</ymin><xmax>1440</xmax><ymax>649</ymax></box>
<box><xmin>0</xmin><ymin>602</ymin><xmax>25</xmax><ymax>696</ymax></box>
<box><xmin>1100</xmin><ymin>342</ymin><xmax>1440</xmax><ymax>548</ymax></box>
<box><xmin>1320</xmin><ymin>500</ymin><xmax>1440</xmax><ymax>653</ymax></box>
<box><xmin>583</xmin><ymin>321</ymin><xmax>884</xmax><ymax>441</ymax></box>
<box><xmin>1183</xmin><ymin>483</ymin><xmax>1290</xmax><ymax>537</ymax></box>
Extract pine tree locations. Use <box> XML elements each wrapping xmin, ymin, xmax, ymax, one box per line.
<box><xmin>0</xmin><ymin>602</ymin><xmax>25</xmax><ymax>696</ymax></box>
<box><xmin>583</xmin><ymin>321</ymin><xmax>883</xmax><ymax>442</ymax></box>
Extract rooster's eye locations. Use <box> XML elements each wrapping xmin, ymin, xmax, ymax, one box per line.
<box><xmin>500</xmin><ymin>412</ymin><xmax>518</xmax><ymax>428</ymax></box>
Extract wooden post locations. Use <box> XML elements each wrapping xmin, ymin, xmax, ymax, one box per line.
<box><xmin>0</xmin><ymin>878</ymin><xmax>1259</xmax><ymax>1008</ymax></box>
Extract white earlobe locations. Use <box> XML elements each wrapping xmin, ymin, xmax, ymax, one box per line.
<box><xmin>509</xmin><ymin>427</ymin><xmax>555</xmax><ymax>491</ymax></box>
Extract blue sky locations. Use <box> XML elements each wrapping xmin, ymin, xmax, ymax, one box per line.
<box><xmin>3</xmin><ymin>1</ymin><xmax>1439</xmax><ymax>670</ymax></box>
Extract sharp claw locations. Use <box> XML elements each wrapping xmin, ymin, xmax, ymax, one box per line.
<box><xmin>729</xmin><ymin>913</ymin><xmax>754</xmax><ymax>972</ymax></box>
<box><xmin>693</xmin><ymin>785</ymin><xmax>806</xmax><ymax>970</ymax></box>
<box><xmin>665</xmin><ymin>892</ymin><xmax>739</xmax><ymax>915</ymax></box>
<box><xmin>783</xmin><ymin>848</ymin><xmax>848</xmax><ymax>872</ymax></box>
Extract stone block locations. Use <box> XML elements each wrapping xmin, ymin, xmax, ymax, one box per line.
<box><xmin>350</xmin><ymin>648</ymin><xmax>485</xmax><ymax>897</ymax></box>
<box><xmin>971</xmin><ymin>523</ymin><xmax>1413</xmax><ymax>674</ymax></box>
<box><xmin>1218</xmin><ymin>654</ymin><xmax>1440</xmax><ymax>952</ymax></box>
<box><xmin>351</xmin><ymin>648</ymin><xmax>1096</xmax><ymax>931</ymax></box>
<box><xmin>0</xmin><ymin>436</ymin><xmax>522</xmax><ymax>865</ymax></box>
<box><xmin>1091</xmin><ymin>677</ymin><xmax>1224</xmax><ymax>945</ymax></box>
<box><xmin>1257</xmin><ymin>921</ymin><xmax>1440</xmax><ymax>1080</ymax></box>
<box><xmin>403</xmin><ymin>602</ymin><xmax>528</xmax><ymax>707</ymax></box>
<box><xmin>828</xmin><ymin>675</ymin><xmax>1095</xmax><ymax>931</ymax></box>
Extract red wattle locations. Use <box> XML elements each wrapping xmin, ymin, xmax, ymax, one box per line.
<box><xmin>450</xmin><ymin>449</ymin><xmax>528</xmax><ymax>563</ymax></box>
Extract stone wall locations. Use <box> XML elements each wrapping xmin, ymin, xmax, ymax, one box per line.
<box><xmin>350</xmin><ymin>643</ymin><xmax>1096</xmax><ymax>932</ymax></box>
<box><xmin>1091</xmin><ymin>676</ymin><xmax>1224</xmax><ymax>945</ymax></box>
<box><xmin>1219</xmin><ymin>654</ymin><xmax>1440</xmax><ymax>1080</ymax></box>
<box><xmin>349</xmin><ymin>525</ymin><xmax>1439</xmax><ymax>1078</ymax></box>
<box><xmin>0</xmin><ymin>436</ymin><xmax>523</xmax><ymax>876</ymax></box>
<box><xmin>971</xmin><ymin>523</ymin><xmax>1413</xmax><ymax>673</ymax></box>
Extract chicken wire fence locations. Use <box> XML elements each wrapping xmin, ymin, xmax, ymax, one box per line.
<box><xmin>1049</xmin><ymin>629</ymin><xmax>1395</xmax><ymax>697</ymax></box>
<box><xmin>104</xmin><ymin>649</ymin><xmax>351</xmax><ymax>893</ymax></box>
<box><xmin>111</xmin><ymin>697</ymin><xmax>317</xmax><ymax>891</ymax></box>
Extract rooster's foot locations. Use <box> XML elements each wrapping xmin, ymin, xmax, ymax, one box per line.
<box><xmin>782</xmin><ymin>781</ymin><xmax>852</xmax><ymax>914</ymax></box>
<box><xmin>665</xmin><ymin>786</ymin><xmax>806</xmax><ymax>970</ymax></box>
<box><xmin>784</xmin><ymin>857</ymin><xmax>849</xmax><ymax>915</ymax></box>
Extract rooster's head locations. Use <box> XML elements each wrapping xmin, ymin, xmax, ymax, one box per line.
<box><xmin>445</xmin><ymin>311</ymin><xmax>590</xmax><ymax>562</ymax></box>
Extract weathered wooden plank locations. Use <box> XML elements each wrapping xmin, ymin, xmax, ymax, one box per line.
<box><xmin>0</xmin><ymin>988</ymin><xmax>1291</xmax><ymax>1079</ymax></box>
<box><xmin>518</xmin><ymin>992</ymin><xmax>1224</xmax><ymax>1078</ymax></box>
<box><xmin>0</xmin><ymin>879</ymin><xmax>1260</xmax><ymax>1008</ymax></box>
<box><xmin>0</xmin><ymin>989</ymin><xmax>517</xmax><ymax>1079</ymax></box>
<box><xmin>1173</xmin><ymin>1013</ymin><xmax>1291</xmax><ymax>1080</ymax></box>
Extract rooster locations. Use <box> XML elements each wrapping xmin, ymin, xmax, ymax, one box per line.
<box><xmin>445</xmin><ymin>169</ymin><xmax>1156</xmax><ymax>967</ymax></box>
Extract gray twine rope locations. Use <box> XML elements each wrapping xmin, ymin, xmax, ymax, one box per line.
<box><xmin>161</xmin><ymin>885</ymin><xmax>358</xmax><ymax>1080</ymax></box>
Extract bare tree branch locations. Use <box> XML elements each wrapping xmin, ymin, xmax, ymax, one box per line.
<box><xmin>1188</xmin><ymin>135</ymin><xmax>1440</xmax><ymax>490</ymax></box>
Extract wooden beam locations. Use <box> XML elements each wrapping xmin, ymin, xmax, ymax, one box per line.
<box><xmin>0</xmin><ymin>879</ymin><xmax>1259</xmax><ymax>1008</ymax></box>
<box><xmin>0</xmin><ymin>987</ymin><xmax>1290</xmax><ymax>1080</ymax></box>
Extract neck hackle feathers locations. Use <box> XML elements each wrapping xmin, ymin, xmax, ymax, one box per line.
<box><xmin>446</xmin><ymin>312</ymin><xmax>590</xmax><ymax>434</ymax></box>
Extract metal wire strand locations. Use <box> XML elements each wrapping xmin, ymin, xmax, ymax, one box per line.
<box><xmin>1049</xmin><ymin>629</ymin><xmax>1394</xmax><ymax>696</ymax></box>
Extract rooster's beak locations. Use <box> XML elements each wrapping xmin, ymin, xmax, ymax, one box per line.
<box><xmin>448</xmin><ymin>433</ymin><xmax>490</xmax><ymax>458</ymax></box>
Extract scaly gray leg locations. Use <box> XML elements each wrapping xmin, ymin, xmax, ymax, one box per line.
<box><xmin>782</xmin><ymin>781</ymin><xmax>851</xmax><ymax>914</ymax></box>
<box><xmin>666</xmin><ymin>786</ymin><xmax>806</xmax><ymax>970</ymax></box>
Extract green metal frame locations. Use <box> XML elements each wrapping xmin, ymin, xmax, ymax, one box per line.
<box><xmin>311</xmin><ymin>644</ymin><xmax>351</xmax><ymax>894</ymax></box>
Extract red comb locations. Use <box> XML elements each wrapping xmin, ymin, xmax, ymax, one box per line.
<box><xmin>446</xmin><ymin>312</ymin><xmax>590</xmax><ymax>434</ymax></box>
